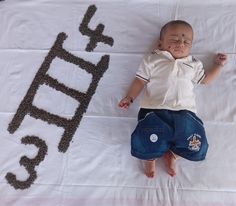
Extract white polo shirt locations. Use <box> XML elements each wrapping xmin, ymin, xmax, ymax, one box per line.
<box><xmin>136</xmin><ymin>49</ymin><xmax>205</xmax><ymax>113</ymax></box>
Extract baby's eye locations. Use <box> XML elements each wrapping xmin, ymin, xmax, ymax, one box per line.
<box><xmin>184</xmin><ymin>40</ymin><xmax>191</xmax><ymax>45</ymax></box>
<box><xmin>170</xmin><ymin>39</ymin><xmax>179</xmax><ymax>43</ymax></box>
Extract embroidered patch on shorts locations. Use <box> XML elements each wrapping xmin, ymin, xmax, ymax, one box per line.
<box><xmin>187</xmin><ymin>134</ymin><xmax>201</xmax><ymax>151</ymax></box>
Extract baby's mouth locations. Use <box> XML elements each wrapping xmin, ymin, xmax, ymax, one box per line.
<box><xmin>174</xmin><ymin>49</ymin><xmax>183</xmax><ymax>53</ymax></box>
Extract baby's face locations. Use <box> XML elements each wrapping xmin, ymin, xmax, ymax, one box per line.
<box><xmin>158</xmin><ymin>24</ymin><xmax>193</xmax><ymax>59</ymax></box>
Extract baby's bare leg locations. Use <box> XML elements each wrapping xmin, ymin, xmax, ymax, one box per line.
<box><xmin>144</xmin><ymin>159</ymin><xmax>156</xmax><ymax>178</ymax></box>
<box><xmin>163</xmin><ymin>151</ymin><xmax>177</xmax><ymax>177</ymax></box>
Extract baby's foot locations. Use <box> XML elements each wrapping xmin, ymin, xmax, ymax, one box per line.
<box><xmin>163</xmin><ymin>151</ymin><xmax>177</xmax><ymax>177</ymax></box>
<box><xmin>144</xmin><ymin>159</ymin><xmax>156</xmax><ymax>178</ymax></box>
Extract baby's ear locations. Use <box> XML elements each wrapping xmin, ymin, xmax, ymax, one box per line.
<box><xmin>157</xmin><ymin>40</ymin><xmax>162</xmax><ymax>49</ymax></box>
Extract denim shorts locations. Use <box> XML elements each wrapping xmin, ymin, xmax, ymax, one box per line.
<box><xmin>131</xmin><ymin>108</ymin><xmax>208</xmax><ymax>161</ymax></box>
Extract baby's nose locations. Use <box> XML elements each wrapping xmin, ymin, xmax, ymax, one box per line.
<box><xmin>176</xmin><ymin>40</ymin><xmax>185</xmax><ymax>47</ymax></box>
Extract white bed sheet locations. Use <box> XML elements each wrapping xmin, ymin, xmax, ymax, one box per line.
<box><xmin>0</xmin><ymin>0</ymin><xmax>236</xmax><ymax>205</ymax></box>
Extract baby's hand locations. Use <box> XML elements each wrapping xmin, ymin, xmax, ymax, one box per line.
<box><xmin>214</xmin><ymin>53</ymin><xmax>227</xmax><ymax>66</ymax></box>
<box><xmin>118</xmin><ymin>96</ymin><xmax>133</xmax><ymax>109</ymax></box>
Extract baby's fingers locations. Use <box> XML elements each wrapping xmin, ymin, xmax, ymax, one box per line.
<box><xmin>216</xmin><ymin>53</ymin><xmax>227</xmax><ymax>66</ymax></box>
<box><xmin>118</xmin><ymin>101</ymin><xmax>129</xmax><ymax>109</ymax></box>
<box><xmin>218</xmin><ymin>53</ymin><xmax>227</xmax><ymax>59</ymax></box>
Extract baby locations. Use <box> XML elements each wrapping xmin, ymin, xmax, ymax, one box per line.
<box><xmin>118</xmin><ymin>20</ymin><xmax>227</xmax><ymax>178</ymax></box>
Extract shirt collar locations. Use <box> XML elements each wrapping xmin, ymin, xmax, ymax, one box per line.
<box><xmin>153</xmin><ymin>49</ymin><xmax>192</xmax><ymax>62</ymax></box>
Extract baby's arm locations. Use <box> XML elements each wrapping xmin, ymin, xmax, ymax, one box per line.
<box><xmin>201</xmin><ymin>53</ymin><xmax>227</xmax><ymax>84</ymax></box>
<box><xmin>118</xmin><ymin>77</ymin><xmax>146</xmax><ymax>109</ymax></box>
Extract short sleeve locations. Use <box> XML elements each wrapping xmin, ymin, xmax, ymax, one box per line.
<box><xmin>192</xmin><ymin>58</ymin><xmax>205</xmax><ymax>84</ymax></box>
<box><xmin>136</xmin><ymin>55</ymin><xmax>152</xmax><ymax>82</ymax></box>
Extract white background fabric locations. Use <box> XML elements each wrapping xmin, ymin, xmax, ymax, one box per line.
<box><xmin>0</xmin><ymin>0</ymin><xmax>236</xmax><ymax>205</ymax></box>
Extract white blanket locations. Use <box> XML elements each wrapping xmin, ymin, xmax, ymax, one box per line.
<box><xmin>0</xmin><ymin>0</ymin><xmax>236</xmax><ymax>205</ymax></box>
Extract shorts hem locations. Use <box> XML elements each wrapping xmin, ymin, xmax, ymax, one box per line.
<box><xmin>174</xmin><ymin>152</ymin><xmax>207</xmax><ymax>161</ymax></box>
<box><xmin>131</xmin><ymin>149</ymin><xmax>163</xmax><ymax>160</ymax></box>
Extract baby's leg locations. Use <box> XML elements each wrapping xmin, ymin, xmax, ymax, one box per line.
<box><xmin>144</xmin><ymin>159</ymin><xmax>156</xmax><ymax>178</ymax></box>
<box><xmin>163</xmin><ymin>151</ymin><xmax>177</xmax><ymax>177</ymax></box>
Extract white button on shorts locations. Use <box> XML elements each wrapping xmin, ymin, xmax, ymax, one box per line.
<box><xmin>150</xmin><ymin>134</ymin><xmax>158</xmax><ymax>142</ymax></box>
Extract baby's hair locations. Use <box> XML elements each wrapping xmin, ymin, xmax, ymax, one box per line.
<box><xmin>159</xmin><ymin>20</ymin><xmax>193</xmax><ymax>40</ymax></box>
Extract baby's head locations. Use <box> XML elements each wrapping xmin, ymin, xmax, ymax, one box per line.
<box><xmin>158</xmin><ymin>20</ymin><xmax>193</xmax><ymax>59</ymax></box>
